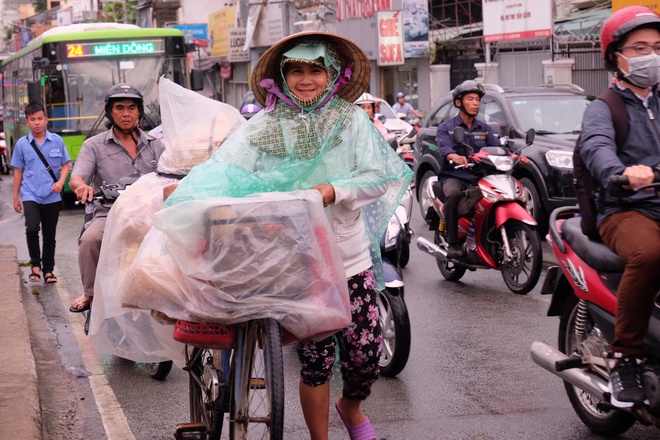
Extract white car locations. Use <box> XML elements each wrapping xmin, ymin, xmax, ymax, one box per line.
<box><xmin>373</xmin><ymin>97</ymin><xmax>415</xmax><ymax>144</ymax></box>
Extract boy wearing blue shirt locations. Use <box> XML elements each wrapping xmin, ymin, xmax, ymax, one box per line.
<box><xmin>11</xmin><ymin>102</ymin><xmax>71</xmax><ymax>283</ymax></box>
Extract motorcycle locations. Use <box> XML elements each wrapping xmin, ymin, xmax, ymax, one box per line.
<box><xmin>378</xmin><ymin>185</ymin><xmax>413</xmax><ymax>377</ymax></box>
<box><xmin>416</xmin><ymin>127</ymin><xmax>542</xmax><ymax>295</ymax></box>
<box><xmin>76</xmin><ymin>174</ymin><xmax>174</xmax><ymax>381</ymax></box>
<box><xmin>0</xmin><ymin>131</ymin><xmax>9</xmax><ymax>175</ymax></box>
<box><xmin>531</xmin><ymin>170</ymin><xmax>660</xmax><ymax>435</ymax></box>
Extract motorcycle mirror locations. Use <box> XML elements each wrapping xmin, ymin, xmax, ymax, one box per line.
<box><xmin>375</xmin><ymin>113</ymin><xmax>386</xmax><ymax>124</ymax></box>
<box><xmin>525</xmin><ymin>128</ymin><xmax>535</xmax><ymax>146</ymax></box>
<box><xmin>451</xmin><ymin>126</ymin><xmax>466</xmax><ymax>145</ymax></box>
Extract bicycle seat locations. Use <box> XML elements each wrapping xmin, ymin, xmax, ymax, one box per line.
<box><xmin>562</xmin><ymin>217</ymin><xmax>624</xmax><ymax>273</ymax></box>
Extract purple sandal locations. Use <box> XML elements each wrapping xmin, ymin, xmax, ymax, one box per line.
<box><xmin>335</xmin><ymin>400</ymin><xmax>376</xmax><ymax>440</ymax></box>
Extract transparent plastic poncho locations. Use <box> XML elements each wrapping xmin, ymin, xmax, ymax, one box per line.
<box><xmin>165</xmin><ymin>96</ymin><xmax>414</xmax><ymax>290</ymax></box>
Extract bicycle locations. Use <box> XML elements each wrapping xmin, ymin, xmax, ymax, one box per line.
<box><xmin>157</xmin><ymin>191</ymin><xmax>347</xmax><ymax>439</ymax></box>
<box><xmin>174</xmin><ymin>318</ymin><xmax>284</xmax><ymax>440</ymax></box>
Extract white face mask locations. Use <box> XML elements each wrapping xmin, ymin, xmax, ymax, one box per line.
<box><xmin>620</xmin><ymin>53</ymin><xmax>660</xmax><ymax>88</ymax></box>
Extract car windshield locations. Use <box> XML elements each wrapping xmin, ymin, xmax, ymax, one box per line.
<box><xmin>377</xmin><ymin>101</ymin><xmax>397</xmax><ymax>119</ymax></box>
<box><xmin>507</xmin><ymin>95</ymin><xmax>592</xmax><ymax>135</ymax></box>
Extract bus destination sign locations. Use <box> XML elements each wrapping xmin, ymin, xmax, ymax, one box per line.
<box><xmin>66</xmin><ymin>40</ymin><xmax>164</xmax><ymax>58</ymax></box>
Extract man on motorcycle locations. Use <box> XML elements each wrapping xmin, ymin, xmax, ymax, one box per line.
<box><xmin>580</xmin><ymin>5</ymin><xmax>660</xmax><ymax>408</ymax></box>
<box><xmin>392</xmin><ymin>92</ymin><xmax>422</xmax><ymax>120</ymax></box>
<box><xmin>68</xmin><ymin>84</ymin><xmax>165</xmax><ymax>313</ymax></box>
<box><xmin>433</xmin><ymin>80</ymin><xmax>499</xmax><ymax>258</ymax></box>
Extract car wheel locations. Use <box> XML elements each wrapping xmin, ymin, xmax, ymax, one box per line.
<box><xmin>417</xmin><ymin>170</ymin><xmax>437</xmax><ymax>224</ymax></box>
<box><xmin>520</xmin><ymin>177</ymin><xmax>548</xmax><ymax>237</ymax></box>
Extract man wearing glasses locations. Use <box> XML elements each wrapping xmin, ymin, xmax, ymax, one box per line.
<box><xmin>580</xmin><ymin>5</ymin><xmax>660</xmax><ymax>408</ymax></box>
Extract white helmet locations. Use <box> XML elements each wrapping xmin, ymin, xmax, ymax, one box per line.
<box><xmin>354</xmin><ymin>92</ymin><xmax>376</xmax><ymax>105</ymax></box>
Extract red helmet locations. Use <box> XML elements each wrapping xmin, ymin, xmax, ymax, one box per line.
<box><xmin>601</xmin><ymin>6</ymin><xmax>660</xmax><ymax>71</ymax></box>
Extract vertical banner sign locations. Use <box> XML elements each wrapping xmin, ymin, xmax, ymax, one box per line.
<box><xmin>228</xmin><ymin>27</ymin><xmax>250</xmax><ymax>62</ymax></box>
<box><xmin>613</xmin><ymin>1</ymin><xmax>660</xmax><ymax>13</ymax></box>
<box><xmin>209</xmin><ymin>6</ymin><xmax>236</xmax><ymax>58</ymax></box>
<box><xmin>483</xmin><ymin>0</ymin><xmax>553</xmax><ymax>43</ymax></box>
<box><xmin>377</xmin><ymin>11</ymin><xmax>404</xmax><ymax>66</ymax></box>
<box><xmin>403</xmin><ymin>0</ymin><xmax>429</xmax><ymax>58</ymax></box>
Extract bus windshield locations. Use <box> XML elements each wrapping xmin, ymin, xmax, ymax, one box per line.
<box><xmin>45</xmin><ymin>55</ymin><xmax>187</xmax><ymax>135</ymax></box>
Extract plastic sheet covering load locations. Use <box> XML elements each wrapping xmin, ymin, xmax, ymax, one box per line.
<box><xmin>156</xmin><ymin>77</ymin><xmax>245</xmax><ymax>175</ymax></box>
<box><xmin>87</xmin><ymin>78</ymin><xmax>245</xmax><ymax>366</ymax></box>
<box><xmin>120</xmin><ymin>190</ymin><xmax>351</xmax><ymax>343</ymax></box>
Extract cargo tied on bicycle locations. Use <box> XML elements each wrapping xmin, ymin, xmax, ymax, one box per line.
<box><xmin>88</xmin><ymin>31</ymin><xmax>412</xmax><ymax>440</ymax></box>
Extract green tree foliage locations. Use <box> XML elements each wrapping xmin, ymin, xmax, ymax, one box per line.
<box><xmin>33</xmin><ymin>0</ymin><xmax>48</xmax><ymax>14</ymax></box>
<box><xmin>101</xmin><ymin>1</ymin><xmax>138</xmax><ymax>24</ymax></box>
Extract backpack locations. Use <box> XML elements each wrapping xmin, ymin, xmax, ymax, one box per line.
<box><xmin>573</xmin><ymin>88</ymin><xmax>628</xmax><ymax>239</ymax></box>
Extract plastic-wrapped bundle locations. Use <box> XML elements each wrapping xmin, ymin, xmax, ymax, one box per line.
<box><xmin>120</xmin><ymin>190</ymin><xmax>352</xmax><ymax>342</ymax></box>
<box><xmin>88</xmin><ymin>173</ymin><xmax>186</xmax><ymax>364</ymax></box>
<box><xmin>156</xmin><ymin>77</ymin><xmax>245</xmax><ymax>174</ymax></box>
<box><xmin>88</xmin><ymin>78</ymin><xmax>245</xmax><ymax>366</ymax></box>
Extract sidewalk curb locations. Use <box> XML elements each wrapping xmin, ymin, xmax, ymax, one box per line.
<box><xmin>0</xmin><ymin>245</ymin><xmax>42</xmax><ymax>439</ymax></box>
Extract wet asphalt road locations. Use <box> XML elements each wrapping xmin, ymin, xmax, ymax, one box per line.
<box><xmin>0</xmin><ymin>174</ymin><xmax>658</xmax><ymax>439</ymax></box>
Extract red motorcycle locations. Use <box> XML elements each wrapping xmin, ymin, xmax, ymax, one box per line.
<box><xmin>416</xmin><ymin>127</ymin><xmax>542</xmax><ymax>295</ymax></box>
<box><xmin>531</xmin><ymin>170</ymin><xmax>660</xmax><ymax>434</ymax></box>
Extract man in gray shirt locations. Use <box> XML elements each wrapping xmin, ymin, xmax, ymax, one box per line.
<box><xmin>68</xmin><ymin>84</ymin><xmax>165</xmax><ymax>313</ymax></box>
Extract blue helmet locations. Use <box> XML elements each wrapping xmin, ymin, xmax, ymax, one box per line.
<box><xmin>395</xmin><ymin>92</ymin><xmax>405</xmax><ymax>99</ymax></box>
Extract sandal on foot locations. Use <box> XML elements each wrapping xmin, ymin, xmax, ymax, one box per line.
<box><xmin>69</xmin><ymin>296</ymin><xmax>92</xmax><ymax>313</ymax></box>
<box><xmin>29</xmin><ymin>267</ymin><xmax>41</xmax><ymax>282</ymax></box>
<box><xmin>335</xmin><ymin>400</ymin><xmax>376</xmax><ymax>440</ymax></box>
<box><xmin>44</xmin><ymin>273</ymin><xmax>57</xmax><ymax>284</ymax></box>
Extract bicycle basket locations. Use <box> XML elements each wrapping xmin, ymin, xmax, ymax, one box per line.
<box><xmin>173</xmin><ymin>320</ymin><xmax>236</xmax><ymax>349</ymax></box>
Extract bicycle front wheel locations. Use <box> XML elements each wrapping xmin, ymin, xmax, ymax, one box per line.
<box><xmin>229</xmin><ymin>318</ymin><xmax>284</xmax><ymax>440</ymax></box>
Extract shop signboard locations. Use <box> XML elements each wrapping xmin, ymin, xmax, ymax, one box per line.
<box><xmin>209</xmin><ymin>6</ymin><xmax>236</xmax><ymax>58</ymax></box>
<box><xmin>244</xmin><ymin>0</ymin><xmax>285</xmax><ymax>50</ymax></box>
<box><xmin>336</xmin><ymin>0</ymin><xmax>392</xmax><ymax>21</ymax></box>
<box><xmin>403</xmin><ymin>0</ymin><xmax>429</xmax><ymax>58</ymax></box>
<box><xmin>377</xmin><ymin>11</ymin><xmax>404</xmax><ymax>66</ymax></box>
<box><xmin>173</xmin><ymin>24</ymin><xmax>208</xmax><ymax>47</ymax></box>
<box><xmin>613</xmin><ymin>0</ymin><xmax>660</xmax><ymax>13</ymax></box>
<box><xmin>483</xmin><ymin>0</ymin><xmax>552</xmax><ymax>43</ymax></box>
<box><xmin>228</xmin><ymin>27</ymin><xmax>249</xmax><ymax>62</ymax></box>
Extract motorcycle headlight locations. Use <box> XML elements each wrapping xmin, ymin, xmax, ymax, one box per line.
<box><xmin>545</xmin><ymin>150</ymin><xmax>573</xmax><ymax>169</ymax></box>
<box><xmin>490</xmin><ymin>155</ymin><xmax>513</xmax><ymax>171</ymax></box>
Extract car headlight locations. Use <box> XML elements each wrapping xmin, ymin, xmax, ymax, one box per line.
<box><xmin>545</xmin><ymin>150</ymin><xmax>573</xmax><ymax>169</ymax></box>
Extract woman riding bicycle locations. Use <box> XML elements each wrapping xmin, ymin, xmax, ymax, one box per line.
<box><xmin>164</xmin><ymin>31</ymin><xmax>412</xmax><ymax>440</ymax></box>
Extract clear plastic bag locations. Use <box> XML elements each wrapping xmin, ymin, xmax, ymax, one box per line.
<box><xmin>156</xmin><ymin>77</ymin><xmax>244</xmax><ymax>175</ymax></box>
<box><xmin>88</xmin><ymin>173</ymin><xmax>187</xmax><ymax>365</ymax></box>
<box><xmin>120</xmin><ymin>190</ymin><xmax>351</xmax><ymax>341</ymax></box>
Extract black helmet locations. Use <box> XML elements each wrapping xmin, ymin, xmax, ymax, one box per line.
<box><xmin>452</xmin><ymin>80</ymin><xmax>485</xmax><ymax>106</ymax></box>
<box><xmin>104</xmin><ymin>83</ymin><xmax>144</xmax><ymax>122</ymax></box>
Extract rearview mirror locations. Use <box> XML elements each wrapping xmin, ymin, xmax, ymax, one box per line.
<box><xmin>525</xmin><ymin>128</ymin><xmax>535</xmax><ymax>146</ymax></box>
<box><xmin>451</xmin><ymin>126</ymin><xmax>466</xmax><ymax>145</ymax></box>
<box><xmin>190</xmin><ymin>69</ymin><xmax>204</xmax><ymax>91</ymax></box>
<box><xmin>27</xmin><ymin>81</ymin><xmax>42</xmax><ymax>104</ymax></box>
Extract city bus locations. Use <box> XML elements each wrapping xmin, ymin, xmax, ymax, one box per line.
<box><xmin>0</xmin><ymin>22</ymin><xmax>202</xmax><ymax>194</ymax></box>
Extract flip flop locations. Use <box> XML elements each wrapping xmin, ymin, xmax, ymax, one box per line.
<box><xmin>44</xmin><ymin>273</ymin><xmax>57</xmax><ymax>284</ymax></box>
<box><xmin>69</xmin><ymin>296</ymin><xmax>92</xmax><ymax>313</ymax></box>
<box><xmin>335</xmin><ymin>400</ymin><xmax>376</xmax><ymax>440</ymax></box>
<box><xmin>29</xmin><ymin>267</ymin><xmax>41</xmax><ymax>282</ymax></box>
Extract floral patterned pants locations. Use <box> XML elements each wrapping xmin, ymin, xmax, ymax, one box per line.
<box><xmin>296</xmin><ymin>268</ymin><xmax>382</xmax><ymax>401</ymax></box>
